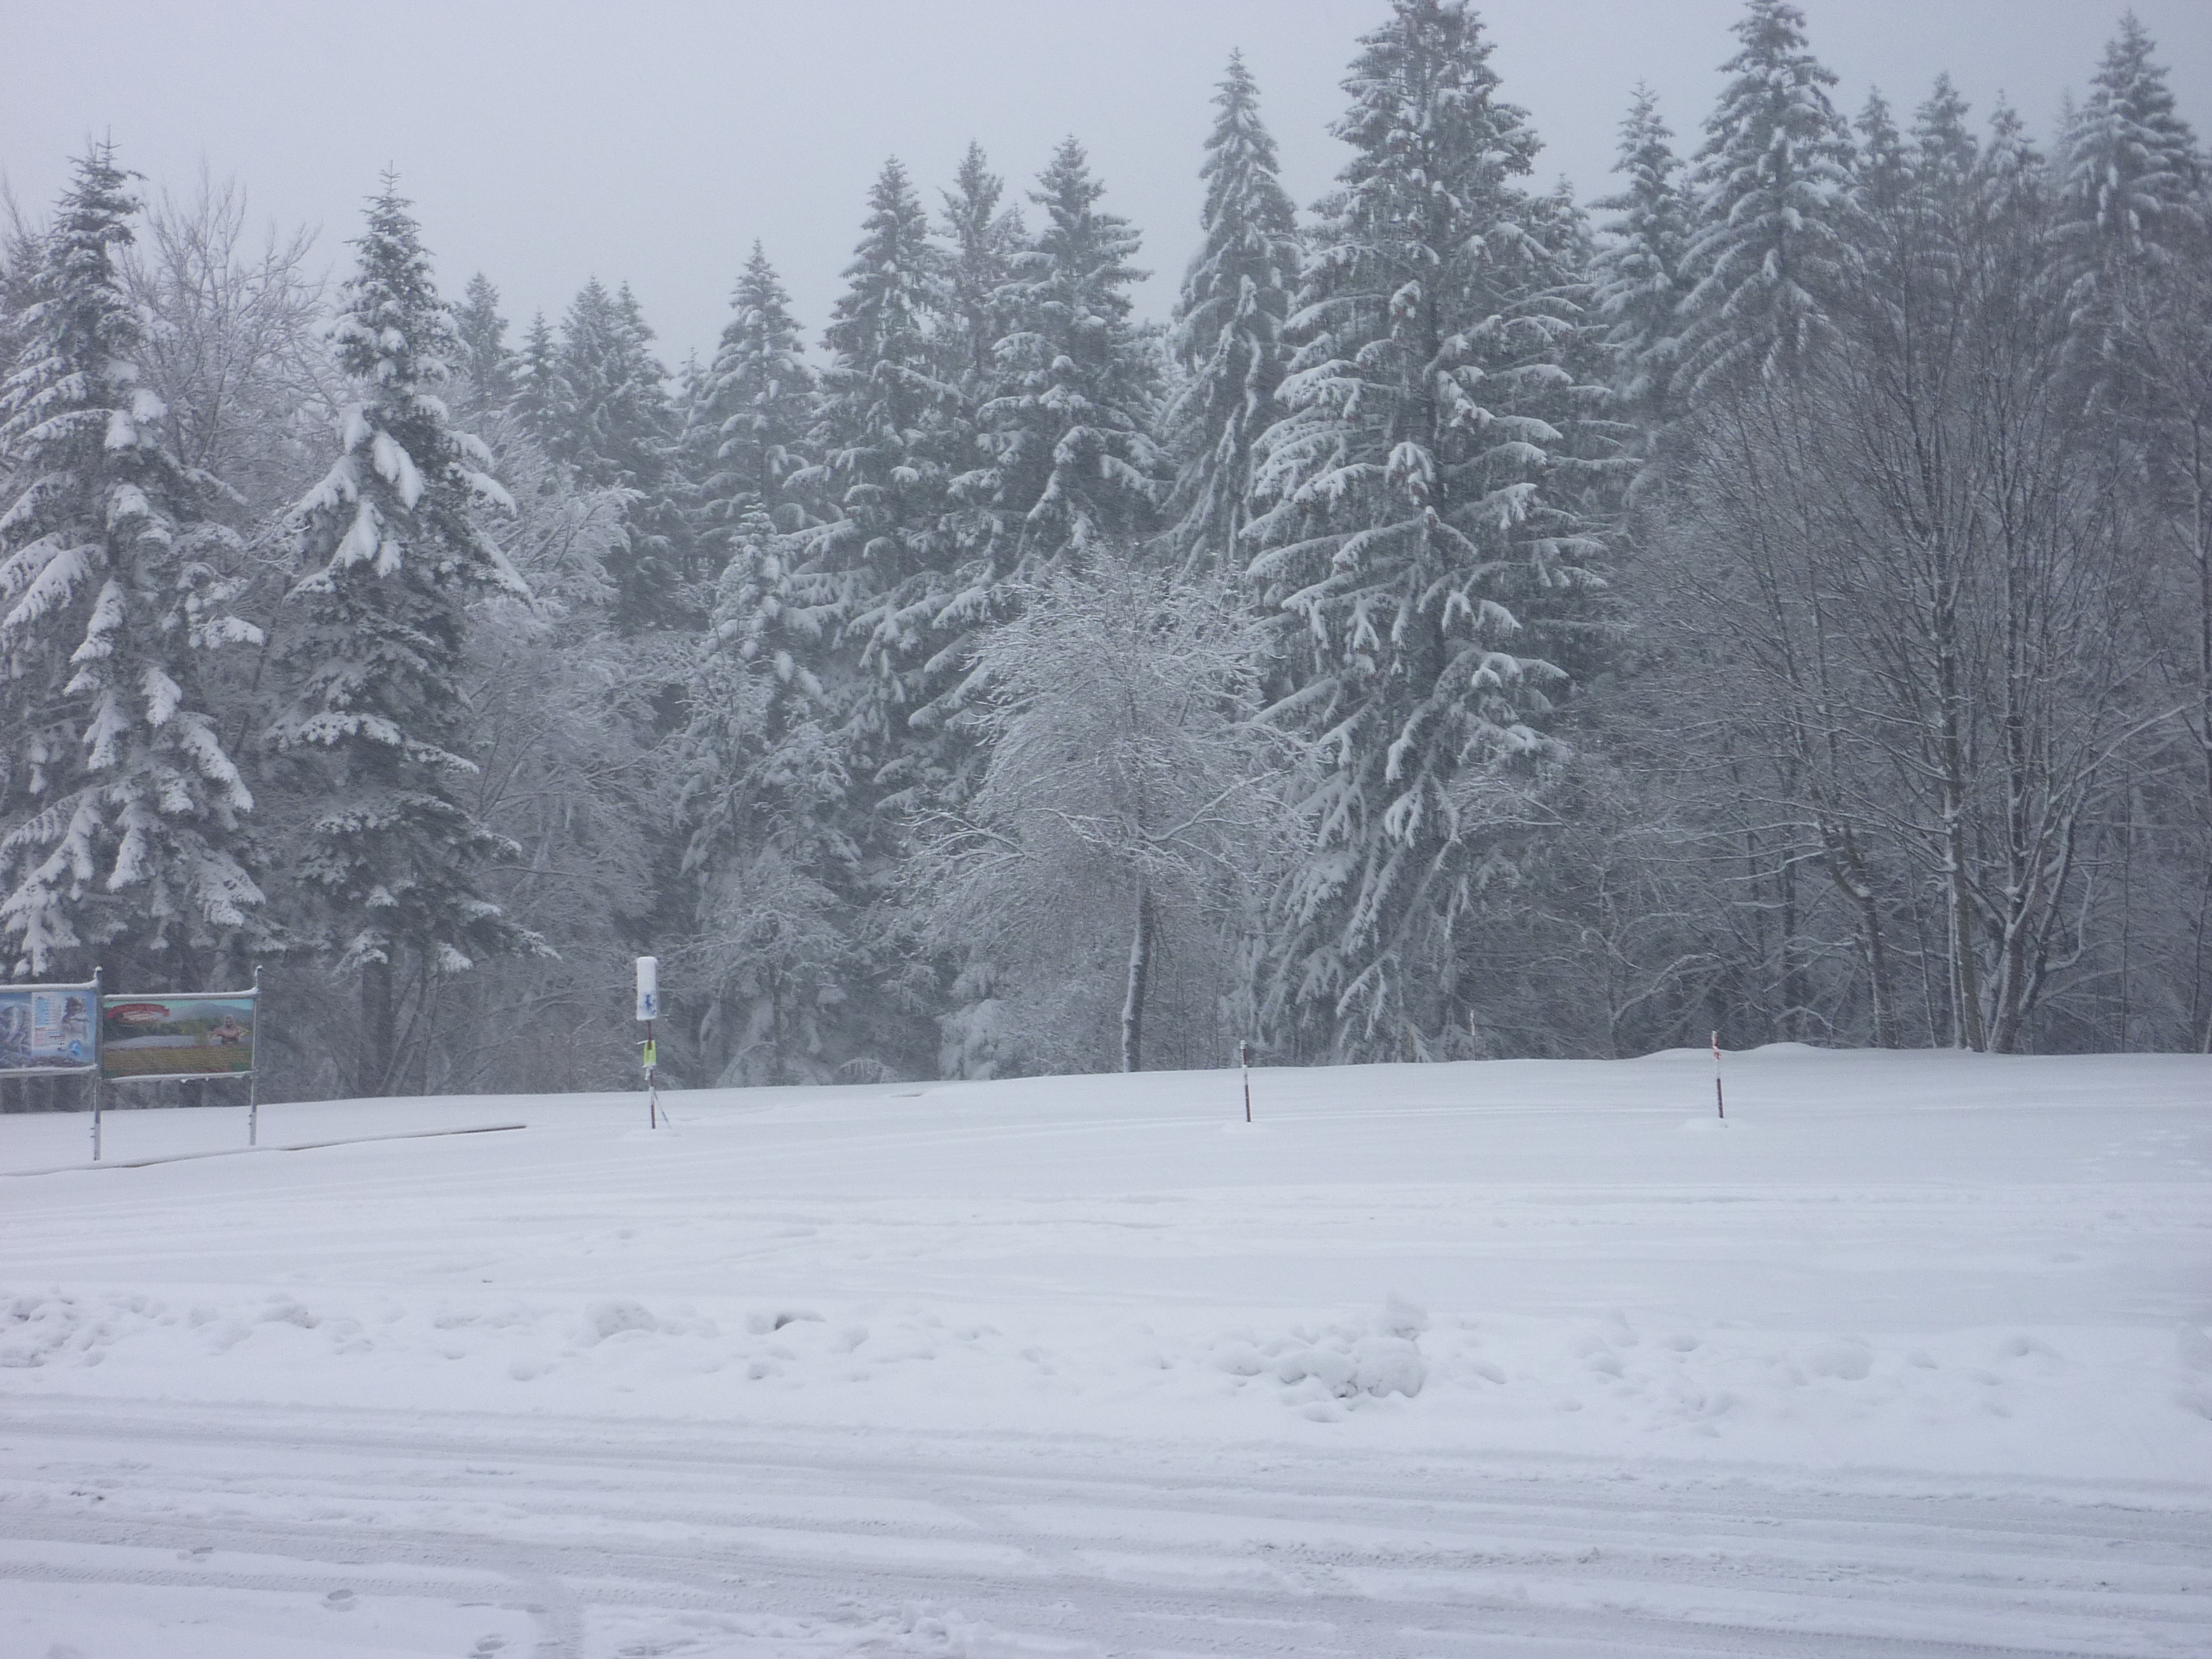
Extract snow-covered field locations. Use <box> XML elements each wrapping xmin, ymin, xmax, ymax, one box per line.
<box><xmin>3</xmin><ymin>1045</ymin><xmax>2208</xmax><ymax>1656</ymax></box>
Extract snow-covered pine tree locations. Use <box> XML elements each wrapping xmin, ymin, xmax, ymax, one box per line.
<box><xmin>1847</xmin><ymin>81</ymin><xmax>1988</xmax><ymax>355</ymax></box>
<box><xmin>1245</xmin><ymin>0</ymin><xmax>1601</xmax><ymax>1061</ymax></box>
<box><xmin>0</xmin><ymin>215</ymin><xmax>41</xmax><ymax>358</ymax></box>
<box><xmin>2051</xmin><ymin>21</ymin><xmax>2211</xmax><ymax>1022</ymax></box>
<box><xmin>1977</xmin><ymin>96</ymin><xmax>2046</xmax><ymax>224</ymax></box>
<box><xmin>674</xmin><ymin>506</ymin><xmax>879</xmax><ymax>1084</ymax></box>
<box><xmin>435</xmin><ymin>417</ymin><xmax>655</xmax><ymax>1095</ymax></box>
<box><xmin>1853</xmin><ymin>90</ymin><xmax>1914</xmax><ymax>223</ymax></box>
<box><xmin>2053</xmin><ymin>16</ymin><xmax>2203</xmax><ymax>381</ymax></box>
<box><xmin>0</xmin><ymin>145</ymin><xmax>266</xmax><ymax>982</ymax></box>
<box><xmin>935</xmin><ymin>144</ymin><xmax>1024</xmax><ymax>423</ymax></box>
<box><xmin>452</xmin><ymin>273</ymin><xmax>512</xmax><ymax>418</ymax></box>
<box><xmin>688</xmin><ymin>246</ymin><xmax>817</xmax><ymax>540</ymax></box>
<box><xmin>799</xmin><ymin>155</ymin><xmax>960</xmax><ymax>783</ymax></box>
<box><xmin>1162</xmin><ymin>51</ymin><xmax>1303</xmax><ymax>575</ymax></box>
<box><xmin>669</xmin><ymin>166</ymin><xmax>960</xmax><ymax>1085</ymax></box>
<box><xmin>1522</xmin><ymin>175</ymin><xmax>1629</xmax><ymax>560</ymax></box>
<box><xmin>1590</xmin><ymin>86</ymin><xmax>1691</xmax><ymax>424</ymax></box>
<box><xmin>551</xmin><ymin>280</ymin><xmax>685</xmax><ymax>629</ymax></box>
<box><xmin>976</xmin><ymin>138</ymin><xmax>1161</xmax><ymax>569</ymax></box>
<box><xmin>508</xmin><ymin>312</ymin><xmax>563</xmax><ymax>441</ymax></box>
<box><xmin>1913</xmin><ymin>76</ymin><xmax>1980</xmax><ymax>195</ymax></box>
<box><xmin>270</xmin><ymin>178</ymin><xmax>541</xmax><ymax>1096</ymax></box>
<box><xmin>546</xmin><ymin>280</ymin><xmax>674</xmax><ymax>494</ymax></box>
<box><xmin>891</xmin><ymin>142</ymin><xmax>1162</xmax><ymax>817</ymax></box>
<box><xmin>923</xmin><ymin>144</ymin><xmax>1025</xmax><ymax>753</ymax></box>
<box><xmin>1674</xmin><ymin>0</ymin><xmax>1857</xmax><ymax>398</ymax></box>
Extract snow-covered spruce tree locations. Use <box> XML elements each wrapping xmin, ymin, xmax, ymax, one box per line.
<box><xmin>508</xmin><ymin>312</ymin><xmax>563</xmax><ymax>441</ymax></box>
<box><xmin>1245</xmin><ymin>0</ymin><xmax>1603</xmax><ymax>1062</ymax></box>
<box><xmin>797</xmin><ymin>158</ymin><xmax>961</xmax><ymax>789</ymax></box>
<box><xmin>974</xmin><ymin>138</ymin><xmax>1162</xmax><ymax>570</ymax></box>
<box><xmin>1915</xmin><ymin>75</ymin><xmax>1980</xmax><ymax>181</ymax></box>
<box><xmin>546</xmin><ymin>281</ymin><xmax>673</xmax><ymax>494</ymax></box>
<box><xmin>892</xmin><ymin>143</ymin><xmax>1025</xmax><ymax>802</ymax></box>
<box><xmin>452</xmin><ymin>273</ymin><xmax>512</xmax><ymax>418</ymax></box>
<box><xmin>894</xmin><ymin>142</ymin><xmax>1162</xmax><ymax>820</ymax></box>
<box><xmin>548</xmin><ymin>280</ymin><xmax>685</xmax><ymax>630</ymax></box>
<box><xmin>2053</xmin><ymin>16</ymin><xmax>2203</xmax><ymax>386</ymax></box>
<box><xmin>270</xmin><ymin>179</ymin><xmax>541</xmax><ymax>1097</ymax></box>
<box><xmin>1673</xmin><ymin>0</ymin><xmax>1857</xmax><ymax>399</ymax></box>
<box><xmin>2050</xmin><ymin>22</ymin><xmax>2212</xmax><ymax>1045</ymax></box>
<box><xmin>1852</xmin><ymin>90</ymin><xmax>1913</xmax><ymax>221</ymax></box>
<box><xmin>1520</xmin><ymin>175</ymin><xmax>1631</xmax><ymax>600</ymax></box>
<box><xmin>438</xmin><ymin>429</ymin><xmax>659</xmax><ymax>1096</ymax></box>
<box><xmin>673</xmin><ymin>506</ymin><xmax>883</xmax><ymax>1084</ymax></box>
<box><xmin>1590</xmin><ymin>85</ymin><xmax>1692</xmax><ymax>425</ymax></box>
<box><xmin>0</xmin><ymin>145</ymin><xmax>265</xmax><ymax>982</ymax></box>
<box><xmin>688</xmin><ymin>245</ymin><xmax>817</xmax><ymax>541</ymax></box>
<box><xmin>1162</xmin><ymin>51</ymin><xmax>1303</xmax><ymax>575</ymax></box>
<box><xmin>935</xmin><ymin>144</ymin><xmax>1024</xmax><ymax>424</ymax></box>
<box><xmin>669</xmin><ymin>166</ymin><xmax>962</xmax><ymax>1087</ymax></box>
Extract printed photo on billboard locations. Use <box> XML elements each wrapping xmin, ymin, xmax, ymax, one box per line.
<box><xmin>0</xmin><ymin>984</ymin><xmax>97</xmax><ymax>1076</ymax></box>
<box><xmin>99</xmin><ymin>993</ymin><xmax>256</xmax><ymax>1079</ymax></box>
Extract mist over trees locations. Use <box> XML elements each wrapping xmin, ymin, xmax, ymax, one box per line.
<box><xmin>2</xmin><ymin>0</ymin><xmax>2205</xmax><ymax>1100</ymax></box>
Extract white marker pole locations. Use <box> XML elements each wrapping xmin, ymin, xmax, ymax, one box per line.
<box><xmin>635</xmin><ymin>956</ymin><xmax>660</xmax><ymax>1128</ymax></box>
<box><xmin>1711</xmin><ymin>1030</ymin><xmax>1726</xmax><ymax>1121</ymax></box>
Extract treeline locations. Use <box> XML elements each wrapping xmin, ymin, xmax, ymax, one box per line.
<box><xmin>1</xmin><ymin>0</ymin><xmax>2205</xmax><ymax>1102</ymax></box>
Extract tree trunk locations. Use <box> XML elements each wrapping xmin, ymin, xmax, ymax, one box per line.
<box><xmin>358</xmin><ymin>957</ymin><xmax>395</xmax><ymax>1098</ymax></box>
<box><xmin>1823</xmin><ymin>825</ymin><xmax>1894</xmax><ymax>1048</ymax></box>
<box><xmin>1936</xmin><ymin>589</ymin><xmax>1987</xmax><ymax>1052</ymax></box>
<box><xmin>1120</xmin><ymin>885</ymin><xmax>1154</xmax><ymax>1074</ymax></box>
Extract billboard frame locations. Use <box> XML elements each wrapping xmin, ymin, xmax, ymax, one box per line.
<box><xmin>95</xmin><ymin>967</ymin><xmax>263</xmax><ymax>1157</ymax></box>
<box><xmin>0</xmin><ymin>970</ymin><xmax>101</xmax><ymax>1081</ymax></box>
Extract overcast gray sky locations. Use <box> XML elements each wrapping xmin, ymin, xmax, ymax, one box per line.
<box><xmin>5</xmin><ymin>1</ymin><xmax>2206</xmax><ymax>365</ymax></box>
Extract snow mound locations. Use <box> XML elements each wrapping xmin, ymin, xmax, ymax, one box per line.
<box><xmin>1210</xmin><ymin>1298</ymin><xmax>1429</xmax><ymax>1418</ymax></box>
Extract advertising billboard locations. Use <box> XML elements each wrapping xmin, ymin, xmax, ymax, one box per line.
<box><xmin>0</xmin><ymin>982</ymin><xmax>98</xmax><ymax>1076</ymax></box>
<box><xmin>99</xmin><ymin>991</ymin><xmax>256</xmax><ymax>1081</ymax></box>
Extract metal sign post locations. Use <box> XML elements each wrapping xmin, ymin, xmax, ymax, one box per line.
<box><xmin>636</xmin><ymin>956</ymin><xmax>660</xmax><ymax>1128</ymax></box>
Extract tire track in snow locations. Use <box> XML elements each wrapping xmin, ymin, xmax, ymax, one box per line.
<box><xmin>1</xmin><ymin>1398</ymin><xmax>2205</xmax><ymax>1657</ymax></box>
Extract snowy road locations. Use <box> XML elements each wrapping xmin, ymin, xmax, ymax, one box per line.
<box><xmin>7</xmin><ymin>1397</ymin><xmax>2207</xmax><ymax>1657</ymax></box>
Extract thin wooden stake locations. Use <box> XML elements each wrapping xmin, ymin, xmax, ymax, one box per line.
<box><xmin>90</xmin><ymin>967</ymin><xmax>104</xmax><ymax>1161</ymax></box>
<box><xmin>248</xmin><ymin>964</ymin><xmax>261</xmax><ymax>1147</ymax></box>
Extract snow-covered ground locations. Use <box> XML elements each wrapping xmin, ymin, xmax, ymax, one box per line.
<box><xmin>3</xmin><ymin>1045</ymin><xmax>2208</xmax><ymax>1656</ymax></box>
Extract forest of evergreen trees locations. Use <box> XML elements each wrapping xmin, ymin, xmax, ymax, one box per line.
<box><xmin>2</xmin><ymin>0</ymin><xmax>2207</xmax><ymax>1101</ymax></box>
